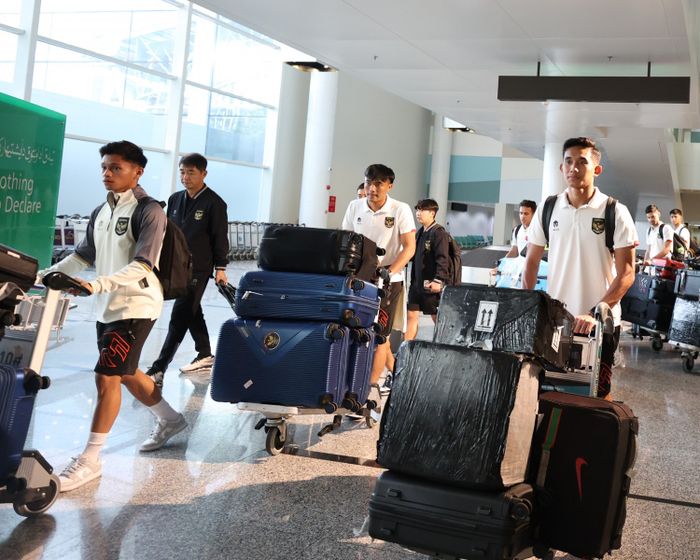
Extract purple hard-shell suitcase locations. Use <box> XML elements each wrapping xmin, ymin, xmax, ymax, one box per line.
<box><xmin>235</xmin><ymin>270</ymin><xmax>381</xmax><ymax>328</ymax></box>
<box><xmin>0</xmin><ymin>366</ymin><xmax>46</xmax><ymax>481</ymax></box>
<box><xmin>343</xmin><ymin>328</ymin><xmax>380</xmax><ymax>411</ymax></box>
<box><xmin>211</xmin><ymin>318</ymin><xmax>350</xmax><ymax>411</ymax></box>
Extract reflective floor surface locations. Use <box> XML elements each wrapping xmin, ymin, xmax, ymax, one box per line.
<box><xmin>1</xmin><ymin>261</ymin><xmax>698</xmax><ymax>559</ymax></box>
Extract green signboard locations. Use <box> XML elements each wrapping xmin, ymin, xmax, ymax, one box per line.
<box><xmin>0</xmin><ymin>92</ymin><xmax>65</xmax><ymax>268</ymax></box>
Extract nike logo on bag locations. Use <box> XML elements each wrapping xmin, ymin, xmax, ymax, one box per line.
<box><xmin>575</xmin><ymin>457</ymin><xmax>588</xmax><ymax>500</ymax></box>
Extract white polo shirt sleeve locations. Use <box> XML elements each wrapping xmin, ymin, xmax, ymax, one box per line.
<box><xmin>612</xmin><ymin>203</ymin><xmax>638</xmax><ymax>249</ymax></box>
<box><xmin>677</xmin><ymin>226</ymin><xmax>691</xmax><ymax>246</ymax></box>
<box><xmin>662</xmin><ymin>223</ymin><xmax>674</xmax><ymax>244</ymax></box>
<box><xmin>341</xmin><ymin>200</ymin><xmax>357</xmax><ymax>230</ymax></box>
<box><xmin>396</xmin><ymin>201</ymin><xmax>416</xmax><ymax>236</ymax></box>
<box><xmin>526</xmin><ymin>206</ymin><xmax>547</xmax><ymax>247</ymax></box>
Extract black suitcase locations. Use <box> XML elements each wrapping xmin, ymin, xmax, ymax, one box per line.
<box><xmin>257</xmin><ymin>225</ymin><xmax>380</xmax><ymax>281</ymax></box>
<box><xmin>377</xmin><ymin>340</ymin><xmax>541</xmax><ymax>490</ymax></box>
<box><xmin>369</xmin><ymin>471</ymin><xmax>535</xmax><ymax>560</ymax></box>
<box><xmin>531</xmin><ymin>391</ymin><xmax>638</xmax><ymax>559</ymax></box>
<box><xmin>434</xmin><ymin>284</ymin><xmax>574</xmax><ymax>369</ymax></box>
<box><xmin>620</xmin><ymin>295</ymin><xmax>673</xmax><ymax>332</ymax></box>
<box><xmin>0</xmin><ymin>244</ymin><xmax>38</xmax><ymax>292</ymax></box>
<box><xmin>674</xmin><ymin>269</ymin><xmax>700</xmax><ymax>299</ymax></box>
<box><xmin>648</xmin><ymin>277</ymin><xmax>676</xmax><ymax>305</ymax></box>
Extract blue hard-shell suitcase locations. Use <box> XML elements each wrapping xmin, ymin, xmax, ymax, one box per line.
<box><xmin>0</xmin><ymin>366</ymin><xmax>42</xmax><ymax>481</ymax></box>
<box><xmin>235</xmin><ymin>270</ymin><xmax>381</xmax><ymax>327</ymax></box>
<box><xmin>211</xmin><ymin>318</ymin><xmax>350</xmax><ymax>411</ymax></box>
<box><xmin>344</xmin><ymin>328</ymin><xmax>379</xmax><ymax>411</ymax></box>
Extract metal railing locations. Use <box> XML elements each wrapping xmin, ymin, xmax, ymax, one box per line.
<box><xmin>227</xmin><ymin>222</ymin><xmax>299</xmax><ymax>261</ymax></box>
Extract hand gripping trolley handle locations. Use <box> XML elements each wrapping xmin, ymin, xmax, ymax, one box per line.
<box><xmin>0</xmin><ymin>280</ymin><xmax>63</xmax><ymax>517</ymax></box>
<box><xmin>543</xmin><ymin>302</ymin><xmax>615</xmax><ymax>397</ymax></box>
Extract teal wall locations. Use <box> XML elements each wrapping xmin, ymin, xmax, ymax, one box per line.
<box><xmin>448</xmin><ymin>155</ymin><xmax>501</xmax><ymax>203</ymax></box>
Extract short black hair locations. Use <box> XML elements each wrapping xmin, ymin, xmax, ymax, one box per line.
<box><xmin>646</xmin><ymin>204</ymin><xmax>660</xmax><ymax>214</ymax></box>
<box><xmin>415</xmin><ymin>198</ymin><xmax>439</xmax><ymax>214</ymax></box>
<box><xmin>179</xmin><ymin>153</ymin><xmax>208</xmax><ymax>171</ymax></box>
<box><xmin>562</xmin><ymin>137</ymin><xmax>601</xmax><ymax>163</ymax></box>
<box><xmin>99</xmin><ymin>140</ymin><xmax>147</xmax><ymax>168</ymax></box>
<box><xmin>670</xmin><ymin>208</ymin><xmax>683</xmax><ymax>216</ymax></box>
<box><xmin>356</xmin><ymin>183</ymin><xmax>365</xmax><ymax>192</ymax></box>
<box><xmin>364</xmin><ymin>164</ymin><xmax>395</xmax><ymax>184</ymax></box>
<box><xmin>519</xmin><ymin>200</ymin><xmax>537</xmax><ymax>211</ymax></box>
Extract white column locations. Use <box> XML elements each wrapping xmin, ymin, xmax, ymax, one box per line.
<box><xmin>541</xmin><ymin>142</ymin><xmax>564</xmax><ymax>198</ymax></box>
<box><xmin>428</xmin><ymin>114</ymin><xmax>452</xmax><ymax>222</ymax></box>
<box><xmin>13</xmin><ymin>0</ymin><xmax>41</xmax><ymax>100</ymax></box>
<box><xmin>264</xmin><ymin>63</ymin><xmax>311</xmax><ymax>224</ymax></box>
<box><xmin>298</xmin><ymin>71</ymin><xmax>338</xmax><ymax>228</ymax></box>
<box><xmin>493</xmin><ymin>202</ymin><xmax>515</xmax><ymax>246</ymax></box>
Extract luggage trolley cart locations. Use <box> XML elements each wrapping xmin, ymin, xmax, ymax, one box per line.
<box><xmin>542</xmin><ymin>302</ymin><xmax>614</xmax><ymax>396</ymax></box>
<box><xmin>237</xmin><ymin>401</ymin><xmax>381</xmax><ymax>455</ymax></box>
<box><xmin>0</xmin><ymin>282</ymin><xmax>62</xmax><ymax>517</ymax></box>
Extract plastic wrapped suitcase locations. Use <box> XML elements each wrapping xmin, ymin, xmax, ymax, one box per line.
<box><xmin>377</xmin><ymin>340</ymin><xmax>541</xmax><ymax>490</ymax></box>
<box><xmin>674</xmin><ymin>269</ymin><xmax>700</xmax><ymax>299</ymax></box>
<box><xmin>531</xmin><ymin>391</ymin><xmax>638</xmax><ymax>559</ymax></box>
<box><xmin>235</xmin><ymin>270</ymin><xmax>381</xmax><ymax>328</ymax></box>
<box><xmin>257</xmin><ymin>225</ymin><xmax>380</xmax><ymax>282</ymax></box>
<box><xmin>210</xmin><ymin>318</ymin><xmax>350</xmax><ymax>411</ymax></box>
<box><xmin>369</xmin><ymin>471</ymin><xmax>535</xmax><ymax>560</ymax></box>
<box><xmin>434</xmin><ymin>284</ymin><xmax>574</xmax><ymax>369</ymax></box>
<box><xmin>667</xmin><ymin>297</ymin><xmax>700</xmax><ymax>349</ymax></box>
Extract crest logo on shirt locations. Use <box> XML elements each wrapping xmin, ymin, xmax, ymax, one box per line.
<box><xmin>552</xmin><ymin>220</ymin><xmax>559</xmax><ymax>231</ymax></box>
<box><xmin>194</xmin><ymin>209</ymin><xmax>204</xmax><ymax>221</ymax></box>
<box><xmin>356</xmin><ymin>217</ymin><xmax>362</xmax><ymax>224</ymax></box>
<box><xmin>114</xmin><ymin>217</ymin><xmax>129</xmax><ymax>236</ymax></box>
<box><xmin>424</xmin><ymin>240</ymin><xmax>432</xmax><ymax>251</ymax></box>
<box><xmin>384</xmin><ymin>217</ymin><xmax>395</xmax><ymax>228</ymax></box>
<box><xmin>591</xmin><ymin>218</ymin><xmax>605</xmax><ymax>235</ymax></box>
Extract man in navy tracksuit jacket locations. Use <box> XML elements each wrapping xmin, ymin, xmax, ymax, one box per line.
<box><xmin>147</xmin><ymin>153</ymin><xmax>229</xmax><ymax>387</ymax></box>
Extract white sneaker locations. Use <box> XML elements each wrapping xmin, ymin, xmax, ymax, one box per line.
<box><xmin>140</xmin><ymin>414</ymin><xmax>188</xmax><ymax>452</ymax></box>
<box><xmin>58</xmin><ymin>456</ymin><xmax>102</xmax><ymax>492</ymax></box>
<box><xmin>179</xmin><ymin>355</ymin><xmax>214</xmax><ymax>373</ymax></box>
<box><xmin>146</xmin><ymin>368</ymin><xmax>164</xmax><ymax>389</ymax></box>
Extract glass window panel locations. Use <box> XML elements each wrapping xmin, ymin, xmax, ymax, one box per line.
<box><xmin>32</xmin><ymin>42</ymin><xmax>170</xmax><ymax>146</ymax></box>
<box><xmin>181</xmin><ymin>86</ymin><xmax>267</xmax><ymax>165</ymax></box>
<box><xmin>207</xmin><ymin>91</ymin><xmax>267</xmax><ymax>164</ymax></box>
<box><xmin>186</xmin><ymin>14</ymin><xmax>216</xmax><ymax>87</ymax></box>
<box><xmin>38</xmin><ymin>0</ymin><xmax>177</xmax><ymax>73</ymax></box>
<box><xmin>211</xmin><ymin>27</ymin><xmax>281</xmax><ymax>105</ymax></box>
<box><xmin>56</xmin><ymin>138</ymin><xmax>167</xmax><ymax>217</ymax></box>
<box><xmin>0</xmin><ymin>0</ymin><xmax>21</xmax><ymax>28</ymax></box>
<box><xmin>204</xmin><ymin>161</ymin><xmax>263</xmax><ymax>222</ymax></box>
<box><xmin>0</xmin><ymin>31</ymin><xmax>17</xmax><ymax>85</ymax></box>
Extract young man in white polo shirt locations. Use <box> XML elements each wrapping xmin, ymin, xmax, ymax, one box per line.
<box><xmin>342</xmin><ymin>164</ymin><xmax>416</xmax><ymax>398</ymax></box>
<box><xmin>523</xmin><ymin>137</ymin><xmax>637</xmax><ymax>399</ymax></box>
<box><xmin>643</xmin><ymin>204</ymin><xmax>673</xmax><ymax>264</ymax></box>
<box><xmin>504</xmin><ymin>200</ymin><xmax>537</xmax><ymax>258</ymax></box>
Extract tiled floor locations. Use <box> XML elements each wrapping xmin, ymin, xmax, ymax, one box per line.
<box><xmin>1</xmin><ymin>261</ymin><xmax>699</xmax><ymax>559</ymax></box>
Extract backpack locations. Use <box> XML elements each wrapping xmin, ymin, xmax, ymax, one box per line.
<box><xmin>542</xmin><ymin>194</ymin><xmax>617</xmax><ymax>252</ymax></box>
<box><xmin>671</xmin><ymin>225</ymin><xmax>698</xmax><ymax>260</ymax></box>
<box><xmin>132</xmin><ymin>197</ymin><xmax>193</xmax><ymax>300</ymax></box>
<box><xmin>647</xmin><ymin>223</ymin><xmax>687</xmax><ymax>262</ymax></box>
<box><xmin>513</xmin><ymin>224</ymin><xmax>527</xmax><ymax>257</ymax></box>
<box><xmin>444</xmin><ymin>229</ymin><xmax>462</xmax><ymax>285</ymax></box>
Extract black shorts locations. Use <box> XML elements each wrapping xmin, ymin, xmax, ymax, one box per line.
<box><xmin>407</xmin><ymin>284</ymin><xmax>440</xmax><ymax>316</ymax></box>
<box><xmin>95</xmin><ymin>319</ymin><xmax>155</xmax><ymax>376</ymax></box>
<box><xmin>377</xmin><ymin>281</ymin><xmax>403</xmax><ymax>337</ymax></box>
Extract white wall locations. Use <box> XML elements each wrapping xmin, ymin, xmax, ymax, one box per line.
<box><xmin>445</xmin><ymin>204</ymin><xmax>494</xmax><ymax>237</ymax></box>
<box><xmin>500</xmin><ymin>157</ymin><xmax>544</xmax><ymax>205</ymax></box>
<box><xmin>327</xmin><ymin>72</ymin><xmax>432</xmax><ymax>227</ymax></box>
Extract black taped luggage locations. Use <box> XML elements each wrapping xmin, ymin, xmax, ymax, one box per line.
<box><xmin>369</xmin><ymin>471</ymin><xmax>535</xmax><ymax>560</ymax></box>
<box><xmin>620</xmin><ymin>295</ymin><xmax>673</xmax><ymax>332</ymax></box>
<box><xmin>667</xmin><ymin>297</ymin><xmax>700</xmax><ymax>349</ymax></box>
<box><xmin>257</xmin><ymin>225</ymin><xmax>380</xmax><ymax>281</ymax></box>
<box><xmin>674</xmin><ymin>269</ymin><xmax>700</xmax><ymax>299</ymax></box>
<box><xmin>377</xmin><ymin>340</ymin><xmax>541</xmax><ymax>490</ymax></box>
<box><xmin>434</xmin><ymin>284</ymin><xmax>574</xmax><ymax>369</ymax></box>
<box><xmin>0</xmin><ymin>244</ymin><xmax>38</xmax><ymax>293</ymax></box>
<box><xmin>531</xmin><ymin>392</ymin><xmax>638</xmax><ymax>559</ymax></box>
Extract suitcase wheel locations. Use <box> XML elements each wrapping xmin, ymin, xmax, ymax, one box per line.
<box><xmin>510</xmin><ymin>498</ymin><xmax>533</xmax><ymax>522</ymax></box>
<box><xmin>651</xmin><ymin>338</ymin><xmax>663</xmax><ymax>352</ymax></box>
<box><xmin>323</xmin><ymin>402</ymin><xmax>338</xmax><ymax>414</ymax></box>
<box><xmin>342</xmin><ymin>310</ymin><xmax>361</xmax><ymax>327</ymax></box>
<box><xmin>350</xmin><ymin>278</ymin><xmax>365</xmax><ymax>291</ymax></box>
<box><xmin>265</xmin><ymin>427</ymin><xmax>285</xmax><ymax>456</ymax></box>
<box><xmin>327</xmin><ymin>325</ymin><xmax>345</xmax><ymax>340</ymax></box>
<box><xmin>683</xmin><ymin>355</ymin><xmax>695</xmax><ymax>373</ymax></box>
<box><xmin>12</xmin><ymin>474</ymin><xmax>60</xmax><ymax>517</ymax></box>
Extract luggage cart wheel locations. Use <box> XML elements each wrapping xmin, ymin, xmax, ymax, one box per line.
<box><xmin>265</xmin><ymin>427</ymin><xmax>285</xmax><ymax>456</ymax></box>
<box><xmin>682</xmin><ymin>356</ymin><xmax>695</xmax><ymax>373</ymax></box>
<box><xmin>651</xmin><ymin>338</ymin><xmax>663</xmax><ymax>352</ymax></box>
<box><xmin>13</xmin><ymin>474</ymin><xmax>60</xmax><ymax>517</ymax></box>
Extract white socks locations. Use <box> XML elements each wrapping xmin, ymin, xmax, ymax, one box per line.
<box><xmin>82</xmin><ymin>432</ymin><xmax>108</xmax><ymax>462</ymax></box>
<box><xmin>148</xmin><ymin>398</ymin><xmax>181</xmax><ymax>422</ymax></box>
